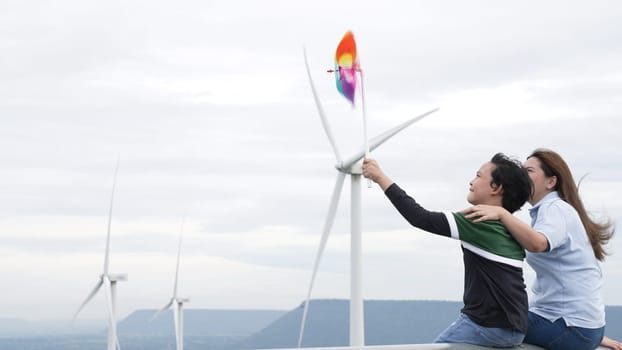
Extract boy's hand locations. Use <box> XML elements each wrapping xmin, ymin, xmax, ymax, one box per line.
<box><xmin>362</xmin><ymin>158</ymin><xmax>394</xmax><ymax>191</ymax></box>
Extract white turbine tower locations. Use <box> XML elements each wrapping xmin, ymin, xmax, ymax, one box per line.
<box><xmin>298</xmin><ymin>51</ymin><xmax>439</xmax><ymax>347</ymax></box>
<box><xmin>152</xmin><ymin>219</ymin><xmax>189</xmax><ymax>350</ymax></box>
<box><xmin>74</xmin><ymin>162</ymin><xmax>127</xmax><ymax>350</ymax></box>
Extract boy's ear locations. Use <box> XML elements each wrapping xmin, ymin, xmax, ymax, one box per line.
<box><xmin>491</xmin><ymin>183</ymin><xmax>504</xmax><ymax>196</ymax></box>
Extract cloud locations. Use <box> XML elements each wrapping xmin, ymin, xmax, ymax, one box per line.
<box><xmin>1</xmin><ymin>0</ymin><xmax>622</xmax><ymax>321</ymax></box>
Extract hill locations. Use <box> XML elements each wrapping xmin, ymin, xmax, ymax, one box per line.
<box><xmin>238</xmin><ymin>299</ymin><xmax>463</xmax><ymax>349</ymax></box>
<box><xmin>239</xmin><ymin>300</ymin><xmax>622</xmax><ymax>349</ymax></box>
<box><xmin>0</xmin><ymin>318</ymin><xmax>105</xmax><ymax>337</ymax></box>
<box><xmin>118</xmin><ymin>308</ymin><xmax>286</xmax><ymax>337</ymax></box>
<box><xmin>1</xmin><ymin>301</ymin><xmax>620</xmax><ymax>350</ymax></box>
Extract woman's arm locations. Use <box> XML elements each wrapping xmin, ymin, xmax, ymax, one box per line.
<box><xmin>460</xmin><ymin>205</ymin><xmax>549</xmax><ymax>252</ymax></box>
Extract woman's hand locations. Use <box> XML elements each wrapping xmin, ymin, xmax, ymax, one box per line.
<box><xmin>602</xmin><ymin>336</ymin><xmax>622</xmax><ymax>350</ymax></box>
<box><xmin>460</xmin><ymin>204</ymin><xmax>549</xmax><ymax>252</ymax></box>
<box><xmin>459</xmin><ymin>204</ymin><xmax>508</xmax><ymax>223</ymax></box>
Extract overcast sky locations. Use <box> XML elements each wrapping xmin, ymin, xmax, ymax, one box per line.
<box><xmin>1</xmin><ymin>0</ymin><xmax>621</xmax><ymax>322</ymax></box>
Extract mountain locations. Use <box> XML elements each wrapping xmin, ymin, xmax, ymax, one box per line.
<box><xmin>0</xmin><ymin>309</ymin><xmax>286</xmax><ymax>350</ymax></box>
<box><xmin>239</xmin><ymin>300</ymin><xmax>622</xmax><ymax>349</ymax></box>
<box><xmin>606</xmin><ymin>305</ymin><xmax>622</xmax><ymax>336</ymax></box>
<box><xmin>1</xmin><ymin>301</ymin><xmax>620</xmax><ymax>350</ymax></box>
<box><xmin>0</xmin><ymin>318</ymin><xmax>105</xmax><ymax>337</ymax></box>
<box><xmin>238</xmin><ymin>299</ymin><xmax>463</xmax><ymax>349</ymax></box>
<box><xmin>118</xmin><ymin>308</ymin><xmax>286</xmax><ymax>336</ymax></box>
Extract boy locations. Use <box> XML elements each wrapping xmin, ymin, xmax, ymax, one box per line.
<box><xmin>362</xmin><ymin>153</ymin><xmax>532</xmax><ymax>347</ymax></box>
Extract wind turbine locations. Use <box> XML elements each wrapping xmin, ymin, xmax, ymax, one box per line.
<box><xmin>152</xmin><ymin>219</ymin><xmax>189</xmax><ymax>350</ymax></box>
<box><xmin>298</xmin><ymin>51</ymin><xmax>439</xmax><ymax>347</ymax></box>
<box><xmin>73</xmin><ymin>161</ymin><xmax>127</xmax><ymax>350</ymax></box>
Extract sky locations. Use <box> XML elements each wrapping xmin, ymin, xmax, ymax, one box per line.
<box><xmin>1</xmin><ymin>0</ymin><xmax>621</xmax><ymax>322</ymax></box>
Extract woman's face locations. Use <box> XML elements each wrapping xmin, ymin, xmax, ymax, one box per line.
<box><xmin>524</xmin><ymin>156</ymin><xmax>556</xmax><ymax>205</ymax></box>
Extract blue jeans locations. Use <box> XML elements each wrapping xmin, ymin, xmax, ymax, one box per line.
<box><xmin>434</xmin><ymin>312</ymin><xmax>525</xmax><ymax>348</ymax></box>
<box><xmin>524</xmin><ymin>311</ymin><xmax>605</xmax><ymax>350</ymax></box>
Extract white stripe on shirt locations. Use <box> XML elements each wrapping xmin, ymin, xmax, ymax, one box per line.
<box><xmin>444</xmin><ymin>212</ymin><xmax>459</xmax><ymax>239</ymax></box>
<box><xmin>461</xmin><ymin>242</ymin><xmax>524</xmax><ymax>268</ymax></box>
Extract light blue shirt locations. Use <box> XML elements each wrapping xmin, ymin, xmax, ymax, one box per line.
<box><xmin>527</xmin><ymin>191</ymin><xmax>605</xmax><ymax>328</ymax></box>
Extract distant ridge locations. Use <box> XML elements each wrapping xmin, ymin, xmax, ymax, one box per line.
<box><xmin>1</xmin><ymin>301</ymin><xmax>620</xmax><ymax>350</ymax></box>
<box><xmin>0</xmin><ymin>317</ymin><xmax>105</xmax><ymax>336</ymax></box>
<box><xmin>238</xmin><ymin>300</ymin><xmax>622</xmax><ymax>349</ymax></box>
<box><xmin>118</xmin><ymin>308</ymin><xmax>286</xmax><ymax>336</ymax></box>
<box><xmin>238</xmin><ymin>300</ymin><xmax>463</xmax><ymax>349</ymax></box>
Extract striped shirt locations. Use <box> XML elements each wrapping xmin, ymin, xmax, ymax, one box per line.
<box><xmin>385</xmin><ymin>183</ymin><xmax>528</xmax><ymax>332</ymax></box>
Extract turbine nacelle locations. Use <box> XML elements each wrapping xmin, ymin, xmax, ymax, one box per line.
<box><xmin>335</xmin><ymin>159</ymin><xmax>363</xmax><ymax>175</ymax></box>
<box><xmin>106</xmin><ymin>273</ymin><xmax>128</xmax><ymax>282</ymax></box>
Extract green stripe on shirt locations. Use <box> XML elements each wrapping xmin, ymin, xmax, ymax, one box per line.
<box><xmin>446</xmin><ymin>212</ymin><xmax>525</xmax><ymax>261</ymax></box>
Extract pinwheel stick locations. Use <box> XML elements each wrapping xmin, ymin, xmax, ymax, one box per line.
<box><xmin>357</xmin><ymin>67</ymin><xmax>372</xmax><ymax>188</ymax></box>
<box><xmin>326</xmin><ymin>65</ymin><xmax>372</xmax><ymax>188</ymax></box>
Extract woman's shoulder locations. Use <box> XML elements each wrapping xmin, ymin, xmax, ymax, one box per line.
<box><xmin>540</xmin><ymin>196</ymin><xmax>575</xmax><ymax>214</ymax></box>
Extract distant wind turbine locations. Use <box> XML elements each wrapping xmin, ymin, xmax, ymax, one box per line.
<box><xmin>298</xmin><ymin>50</ymin><xmax>439</xmax><ymax>348</ymax></box>
<box><xmin>73</xmin><ymin>161</ymin><xmax>127</xmax><ymax>350</ymax></box>
<box><xmin>152</xmin><ymin>219</ymin><xmax>189</xmax><ymax>350</ymax></box>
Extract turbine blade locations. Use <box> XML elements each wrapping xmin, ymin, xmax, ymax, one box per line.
<box><xmin>73</xmin><ymin>279</ymin><xmax>104</xmax><ymax>320</ymax></box>
<box><xmin>341</xmin><ymin>108</ymin><xmax>439</xmax><ymax>169</ymax></box>
<box><xmin>104</xmin><ymin>159</ymin><xmax>120</xmax><ymax>275</ymax></box>
<box><xmin>303</xmin><ymin>47</ymin><xmax>343</xmax><ymax>164</ymax></box>
<box><xmin>150</xmin><ymin>299</ymin><xmax>174</xmax><ymax>321</ymax></box>
<box><xmin>298</xmin><ymin>172</ymin><xmax>346</xmax><ymax>347</ymax></box>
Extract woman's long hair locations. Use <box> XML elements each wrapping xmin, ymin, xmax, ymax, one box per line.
<box><xmin>529</xmin><ymin>148</ymin><xmax>614</xmax><ymax>261</ymax></box>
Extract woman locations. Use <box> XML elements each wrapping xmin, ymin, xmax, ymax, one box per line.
<box><xmin>461</xmin><ymin>148</ymin><xmax>619</xmax><ymax>350</ymax></box>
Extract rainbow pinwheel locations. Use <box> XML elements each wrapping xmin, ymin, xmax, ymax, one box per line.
<box><xmin>334</xmin><ymin>31</ymin><xmax>358</xmax><ymax>105</ymax></box>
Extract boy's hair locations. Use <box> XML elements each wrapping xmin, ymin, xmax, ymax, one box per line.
<box><xmin>489</xmin><ymin>153</ymin><xmax>532</xmax><ymax>213</ymax></box>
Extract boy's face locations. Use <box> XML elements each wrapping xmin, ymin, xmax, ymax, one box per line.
<box><xmin>467</xmin><ymin>161</ymin><xmax>498</xmax><ymax>205</ymax></box>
